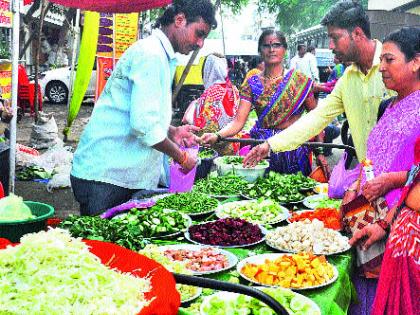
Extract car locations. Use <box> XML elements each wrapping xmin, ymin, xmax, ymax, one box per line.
<box><xmin>34</xmin><ymin>66</ymin><xmax>97</xmax><ymax>104</ymax></box>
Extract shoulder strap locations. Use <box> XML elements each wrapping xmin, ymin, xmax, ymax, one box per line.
<box><xmin>377</xmin><ymin>96</ymin><xmax>396</xmax><ymax>121</ymax></box>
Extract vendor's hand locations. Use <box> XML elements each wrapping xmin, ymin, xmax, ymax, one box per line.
<box><xmin>316</xmin><ymin>154</ymin><xmax>331</xmax><ymax>180</ymax></box>
<box><xmin>200</xmin><ymin>133</ymin><xmax>218</xmax><ymax>146</ymax></box>
<box><xmin>362</xmin><ymin>174</ymin><xmax>391</xmax><ymax>202</ymax></box>
<box><xmin>243</xmin><ymin>142</ymin><xmax>270</xmax><ymax>167</ymax></box>
<box><xmin>349</xmin><ymin>223</ymin><xmax>387</xmax><ymax>250</ymax></box>
<box><xmin>180</xmin><ymin>153</ymin><xmax>197</xmax><ymax>174</ymax></box>
<box><xmin>173</xmin><ymin>125</ymin><xmax>200</xmax><ymax>147</ymax></box>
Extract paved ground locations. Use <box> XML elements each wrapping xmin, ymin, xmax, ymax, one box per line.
<box><xmin>13</xmin><ymin>102</ymin><xmax>346</xmax><ymax>219</ymax></box>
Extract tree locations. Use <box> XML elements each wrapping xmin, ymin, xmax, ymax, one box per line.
<box><xmin>259</xmin><ymin>0</ymin><xmax>369</xmax><ymax>35</ymax></box>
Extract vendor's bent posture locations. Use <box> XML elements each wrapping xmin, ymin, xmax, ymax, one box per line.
<box><xmin>71</xmin><ymin>0</ymin><xmax>217</xmax><ymax>215</ymax></box>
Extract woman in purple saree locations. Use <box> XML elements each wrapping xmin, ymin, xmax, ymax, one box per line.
<box><xmin>346</xmin><ymin>27</ymin><xmax>420</xmax><ymax>315</ymax></box>
<box><xmin>200</xmin><ymin>29</ymin><xmax>327</xmax><ymax>175</ymax></box>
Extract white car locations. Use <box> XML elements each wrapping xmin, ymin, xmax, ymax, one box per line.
<box><xmin>36</xmin><ymin>66</ymin><xmax>97</xmax><ymax>104</ymax></box>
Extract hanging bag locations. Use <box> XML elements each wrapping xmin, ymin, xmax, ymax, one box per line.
<box><xmin>328</xmin><ymin>152</ymin><xmax>360</xmax><ymax>198</ymax></box>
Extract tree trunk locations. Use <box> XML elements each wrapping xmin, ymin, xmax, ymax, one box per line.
<box><xmin>33</xmin><ymin>0</ymin><xmax>49</xmax><ymax>122</ymax></box>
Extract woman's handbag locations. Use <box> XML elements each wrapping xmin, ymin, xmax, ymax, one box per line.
<box><xmin>341</xmin><ymin>190</ymin><xmax>389</xmax><ymax>278</ymax></box>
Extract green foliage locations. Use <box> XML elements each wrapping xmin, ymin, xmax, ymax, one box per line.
<box><xmin>259</xmin><ymin>0</ymin><xmax>368</xmax><ymax>35</ymax></box>
<box><xmin>0</xmin><ymin>33</ymin><xmax>10</xmax><ymax>59</ymax></box>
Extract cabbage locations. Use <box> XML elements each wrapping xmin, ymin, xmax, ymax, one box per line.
<box><xmin>0</xmin><ymin>194</ymin><xmax>34</xmax><ymax>221</ymax></box>
<box><xmin>0</xmin><ymin>228</ymin><xmax>151</xmax><ymax>314</ymax></box>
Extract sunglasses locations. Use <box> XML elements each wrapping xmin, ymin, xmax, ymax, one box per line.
<box><xmin>261</xmin><ymin>42</ymin><xmax>285</xmax><ymax>50</ymax></box>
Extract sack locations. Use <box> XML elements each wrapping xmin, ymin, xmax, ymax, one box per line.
<box><xmin>341</xmin><ymin>195</ymin><xmax>389</xmax><ymax>278</ymax></box>
<box><xmin>30</xmin><ymin>113</ymin><xmax>60</xmax><ymax>149</ymax></box>
<box><xmin>328</xmin><ymin>152</ymin><xmax>360</xmax><ymax>198</ymax></box>
<box><xmin>169</xmin><ymin>146</ymin><xmax>198</xmax><ymax>193</ymax></box>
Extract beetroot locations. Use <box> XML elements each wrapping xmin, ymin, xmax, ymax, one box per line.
<box><xmin>188</xmin><ymin>218</ymin><xmax>263</xmax><ymax>246</ymax></box>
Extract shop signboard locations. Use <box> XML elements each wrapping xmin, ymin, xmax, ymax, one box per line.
<box><xmin>0</xmin><ymin>61</ymin><xmax>12</xmax><ymax>101</ymax></box>
<box><xmin>0</xmin><ymin>0</ymin><xmax>12</xmax><ymax>28</ymax></box>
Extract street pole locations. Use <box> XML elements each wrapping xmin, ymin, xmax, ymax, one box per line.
<box><xmin>9</xmin><ymin>0</ymin><xmax>20</xmax><ymax>193</ymax></box>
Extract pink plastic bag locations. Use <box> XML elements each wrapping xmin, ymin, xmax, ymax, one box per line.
<box><xmin>328</xmin><ymin>152</ymin><xmax>360</xmax><ymax>199</ymax></box>
<box><xmin>169</xmin><ymin>146</ymin><xmax>198</xmax><ymax>193</ymax></box>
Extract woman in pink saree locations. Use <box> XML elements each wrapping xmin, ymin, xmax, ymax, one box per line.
<box><xmin>348</xmin><ymin>27</ymin><xmax>420</xmax><ymax>315</ymax></box>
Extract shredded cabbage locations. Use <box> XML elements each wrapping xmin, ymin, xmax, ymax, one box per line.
<box><xmin>0</xmin><ymin>228</ymin><xmax>151</xmax><ymax>315</ymax></box>
<box><xmin>0</xmin><ymin>194</ymin><xmax>34</xmax><ymax>221</ymax></box>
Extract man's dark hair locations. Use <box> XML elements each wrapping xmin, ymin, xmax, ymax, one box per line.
<box><xmin>154</xmin><ymin>0</ymin><xmax>217</xmax><ymax>29</ymax></box>
<box><xmin>258</xmin><ymin>29</ymin><xmax>288</xmax><ymax>53</ymax></box>
<box><xmin>383</xmin><ymin>27</ymin><xmax>420</xmax><ymax>62</ymax></box>
<box><xmin>297</xmin><ymin>44</ymin><xmax>306</xmax><ymax>51</ymax></box>
<box><xmin>321</xmin><ymin>0</ymin><xmax>371</xmax><ymax>39</ymax></box>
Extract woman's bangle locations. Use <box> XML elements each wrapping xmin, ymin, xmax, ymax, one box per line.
<box><xmin>375</xmin><ymin>219</ymin><xmax>390</xmax><ymax>233</ymax></box>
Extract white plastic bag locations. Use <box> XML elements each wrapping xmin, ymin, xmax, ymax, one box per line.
<box><xmin>30</xmin><ymin>112</ymin><xmax>60</xmax><ymax>149</ymax></box>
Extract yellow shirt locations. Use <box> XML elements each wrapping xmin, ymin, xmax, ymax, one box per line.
<box><xmin>267</xmin><ymin>40</ymin><xmax>392</xmax><ymax>160</ymax></box>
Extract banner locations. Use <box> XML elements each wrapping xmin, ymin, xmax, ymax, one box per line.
<box><xmin>64</xmin><ymin>11</ymin><xmax>99</xmax><ymax>138</ymax></box>
<box><xmin>0</xmin><ymin>61</ymin><xmax>12</xmax><ymax>101</ymax></box>
<box><xmin>97</xmin><ymin>12</ymin><xmax>138</xmax><ymax>59</ymax></box>
<box><xmin>0</xmin><ymin>0</ymin><xmax>12</xmax><ymax>28</ymax></box>
<box><xmin>95</xmin><ymin>56</ymin><xmax>117</xmax><ymax>100</ymax></box>
<box><xmin>49</xmin><ymin>0</ymin><xmax>171</xmax><ymax>13</ymax></box>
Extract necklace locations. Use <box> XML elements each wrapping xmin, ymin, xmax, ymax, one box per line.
<box><xmin>263</xmin><ymin>68</ymin><xmax>284</xmax><ymax>80</ymax></box>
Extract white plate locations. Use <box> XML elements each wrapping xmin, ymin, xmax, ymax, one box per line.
<box><xmin>185</xmin><ymin>221</ymin><xmax>267</xmax><ymax>248</ymax></box>
<box><xmin>215</xmin><ymin>200</ymin><xmax>290</xmax><ymax>225</ymax></box>
<box><xmin>158</xmin><ymin>244</ymin><xmax>238</xmax><ymax>275</ymax></box>
<box><xmin>180</xmin><ymin>286</ymin><xmax>202</xmax><ymax>304</ymax></box>
<box><xmin>302</xmin><ymin>195</ymin><xmax>342</xmax><ymax>209</ymax></box>
<box><xmin>236</xmin><ymin>253</ymin><xmax>338</xmax><ymax>290</ymax></box>
<box><xmin>200</xmin><ymin>287</ymin><xmax>321</xmax><ymax>315</ymax></box>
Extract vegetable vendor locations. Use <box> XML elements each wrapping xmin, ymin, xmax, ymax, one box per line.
<box><xmin>70</xmin><ymin>0</ymin><xmax>217</xmax><ymax>216</ymax></box>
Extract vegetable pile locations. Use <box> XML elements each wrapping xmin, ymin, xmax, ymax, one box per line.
<box><xmin>241</xmin><ymin>253</ymin><xmax>334</xmax><ymax>288</ymax></box>
<box><xmin>0</xmin><ymin>194</ymin><xmax>34</xmax><ymax>221</ymax></box>
<box><xmin>222</xmin><ymin>156</ymin><xmax>268</xmax><ymax>167</ymax></box>
<box><xmin>193</xmin><ymin>173</ymin><xmax>248</xmax><ymax>196</ymax></box>
<box><xmin>16</xmin><ymin>166</ymin><xmax>51</xmax><ymax>181</ymax></box>
<box><xmin>290</xmin><ymin>208</ymin><xmax>341</xmax><ymax>230</ymax></box>
<box><xmin>216</xmin><ymin>198</ymin><xmax>289</xmax><ymax>225</ymax></box>
<box><xmin>163</xmin><ymin>247</ymin><xmax>230</xmax><ymax>273</ymax></box>
<box><xmin>305</xmin><ymin>195</ymin><xmax>342</xmax><ymax>209</ymax></box>
<box><xmin>112</xmin><ymin>208</ymin><xmax>190</xmax><ymax>238</ymax></box>
<box><xmin>139</xmin><ymin>245</ymin><xmax>199</xmax><ymax>302</ymax></box>
<box><xmin>266</xmin><ymin>219</ymin><xmax>349</xmax><ymax>255</ymax></box>
<box><xmin>202</xmin><ymin>287</ymin><xmax>320</xmax><ymax>315</ymax></box>
<box><xmin>243</xmin><ymin>172</ymin><xmax>315</xmax><ymax>203</ymax></box>
<box><xmin>198</xmin><ymin>148</ymin><xmax>216</xmax><ymax>159</ymax></box>
<box><xmin>0</xmin><ymin>228</ymin><xmax>151</xmax><ymax>314</ymax></box>
<box><xmin>188</xmin><ymin>218</ymin><xmax>264</xmax><ymax>247</ymax></box>
<box><xmin>152</xmin><ymin>192</ymin><xmax>218</xmax><ymax>215</ymax></box>
<box><xmin>60</xmin><ymin>214</ymin><xmax>148</xmax><ymax>250</ymax></box>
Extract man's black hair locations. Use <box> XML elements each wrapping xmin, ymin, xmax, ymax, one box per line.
<box><xmin>248</xmin><ymin>56</ymin><xmax>263</xmax><ymax>69</ymax></box>
<box><xmin>383</xmin><ymin>27</ymin><xmax>420</xmax><ymax>62</ymax></box>
<box><xmin>297</xmin><ymin>44</ymin><xmax>306</xmax><ymax>51</ymax></box>
<box><xmin>321</xmin><ymin>0</ymin><xmax>371</xmax><ymax>39</ymax></box>
<box><xmin>154</xmin><ymin>0</ymin><xmax>217</xmax><ymax>29</ymax></box>
<box><xmin>307</xmin><ymin>46</ymin><xmax>316</xmax><ymax>53</ymax></box>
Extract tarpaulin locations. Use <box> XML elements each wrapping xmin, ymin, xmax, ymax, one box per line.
<box><xmin>63</xmin><ymin>11</ymin><xmax>99</xmax><ymax>138</ymax></box>
<box><xmin>49</xmin><ymin>0</ymin><xmax>171</xmax><ymax>13</ymax></box>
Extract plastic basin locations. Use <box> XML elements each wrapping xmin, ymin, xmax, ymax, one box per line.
<box><xmin>0</xmin><ymin>201</ymin><xmax>55</xmax><ymax>242</ymax></box>
<box><xmin>213</xmin><ymin>156</ymin><xmax>269</xmax><ymax>182</ymax></box>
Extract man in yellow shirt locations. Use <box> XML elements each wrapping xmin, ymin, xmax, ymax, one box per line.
<box><xmin>243</xmin><ymin>0</ymin><xmax>391</xmax><ymax>166</ymax></box>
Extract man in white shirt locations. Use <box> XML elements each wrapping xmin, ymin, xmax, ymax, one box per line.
<box><xmin>290</xmin><ymin>44</ymin><xmax>320</xmax><ymax>82</ymax></box>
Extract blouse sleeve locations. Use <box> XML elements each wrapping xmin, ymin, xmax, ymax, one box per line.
<box><xmin>239</xmin><ymin>78</ymin><xmax>253</xmax><ymax>105</ymax></box>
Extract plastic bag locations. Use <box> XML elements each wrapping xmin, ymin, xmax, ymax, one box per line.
<box><xmin>328</xmin><ymin>152</ymin><xmax>360</xmax><ymax>198</ymax></box>
<box><xmin>0</xmin><ymin>194</ymin><xmax>33</xmax><ymax>221</ymax></box>
<box><xmin>169</xmin><ymin>146</ymin><xmax>198</xmax><ymax>193</ymax></box>
<box><xmin>30</xmin><ymin>112</ymin><xmax>60</xmax><ymax>149</ymax></box>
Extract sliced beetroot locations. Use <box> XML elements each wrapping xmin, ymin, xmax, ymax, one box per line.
<box><xmin>188</xmin><ymin>218</ymin><xmax>263</xmax><ymax>246</ymax></box>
